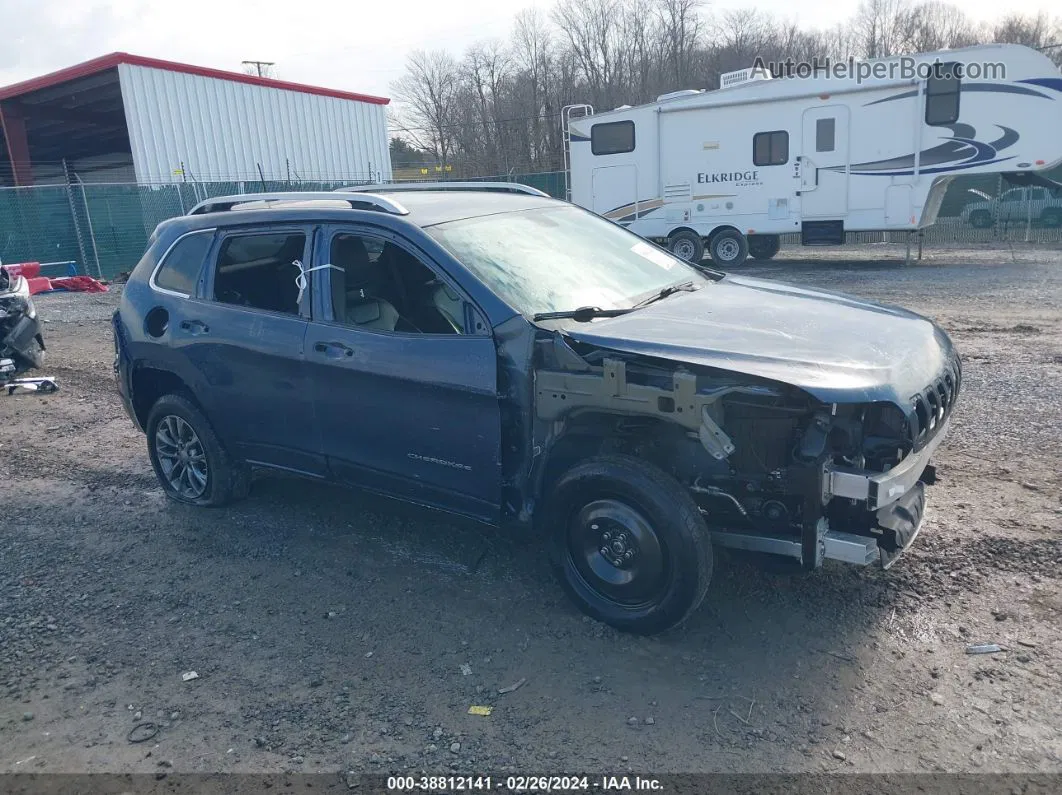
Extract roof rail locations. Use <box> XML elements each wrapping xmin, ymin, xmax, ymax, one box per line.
<box><xmin>335</xmin><ymin>181</ymin><xmax>550</xmax><ymax>198</ymax></box>
<box><xmin>187</xmin><ymin>191</ymin><xmax>409</xmax><ymax>216</ymax></box>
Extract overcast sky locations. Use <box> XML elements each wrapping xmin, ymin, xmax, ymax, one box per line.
<box><xmin>1</xmin><ymin>0</ymin><xmax>1057</xmax><ymax>100</ymax></box>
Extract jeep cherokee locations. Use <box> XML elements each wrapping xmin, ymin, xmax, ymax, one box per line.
<box><xmin>113</xmin><ymin>183</ymin><xmax>960</xmax><ymax>634</ymax></box>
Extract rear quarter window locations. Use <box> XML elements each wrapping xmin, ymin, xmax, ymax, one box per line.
<box><xmin>153</xmin><ymin>232</ymin><xmax>214</xmax><ymax>295</ymax></box>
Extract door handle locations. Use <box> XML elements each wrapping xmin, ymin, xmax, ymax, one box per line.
<box><xmin>314</xmin><ymin>341</ymin><xmax>354</xmax><ymax>358</ymax></box>
<box><xmin>180</xmin><ymin>319</ymin><xmax>209</xmax><ymax>335</ymax></box>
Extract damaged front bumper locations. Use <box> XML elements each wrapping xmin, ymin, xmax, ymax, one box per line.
<box><xmin>818</xmin><ymin>419</ymin><xmax>948</xmax><ymax>569</ymax></box>
<box><xmin>714</xmin><ymin>419</ymin><xmax>947</xmax><ymax>570</ymax></box>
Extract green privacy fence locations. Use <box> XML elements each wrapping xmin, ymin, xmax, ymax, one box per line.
<box><xmin>0</xmin><ymin>168</ymin><xmax>1057</xmax><ymax>280</ymax></box>
<box><xmin>0</xmin><ymin>174</ymin><xmax>568</xmax><ymax>280</ymax></box>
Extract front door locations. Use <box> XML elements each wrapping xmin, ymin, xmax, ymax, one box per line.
<box><xmin>305</xmin><ymin>225</ymin><xmax>502</xmax><ymax>521</ymax></box>
<box><xmin>174</xmin><ymin>225</ymin><xmax>325</xmax><ymax>476</ymax></box>
<box><xmin>800</xmin><ymin>106</ymin><xmax>850</xmax><ymax>218</ymax></box>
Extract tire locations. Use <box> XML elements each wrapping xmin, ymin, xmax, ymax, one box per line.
<box><xmin>709</xmin><ymin>229</ymin><xmax>749</xmax><ymax>268</ymax></box>
<box><xmin>1040</xmin><ymin>208</ymin><xmax>1062</xmax><ymax>228</ymax></box>
<box><xmin>968</xmin><ymin>210</ymin><xmax>993</xmax><ymax>229</ymax></box>
<box><xmin>146</xmin><ymin>393</ymin><xmax>246</xmax><ymax>507</ymax></box>
<box><xmin>543</xmin><ymin>454</ymin><xmax>713</xmax><ymax>635</ymax></box>
<box><xmin>667</xmin><ymin>230</ymin><xmax>704</xmax><ymax>264</ymax></box>
<box><xmin>747</xmin><ymin>234</ymin><xmax>781</xmax><ymax>260</ymax></box>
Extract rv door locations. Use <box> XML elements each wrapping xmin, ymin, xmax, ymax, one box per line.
<box><xmin>800</xmin><ymin>106</ymin><xmax>850</xmax><ymax>218</ymax></box>
<box><xmin>592</xmin><ymin>165</ymin><xmax>638</xmax><ymax>223</ymax></box>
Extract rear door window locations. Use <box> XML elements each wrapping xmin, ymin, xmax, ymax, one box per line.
<box><xmin>211</xmin><ymin>231</ymin><xmax>309</xmax><ymax>316</ymax></box>
<box><xmin>152</xmin><ymin>231</ymin><xmax>214</xmax><ymax>296</ymax></box>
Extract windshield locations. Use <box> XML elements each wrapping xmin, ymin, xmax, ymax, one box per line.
<box><xmin>426</xmin><ymin>205</ymin><xmax>708</xmax><ymax>316</ymax></box>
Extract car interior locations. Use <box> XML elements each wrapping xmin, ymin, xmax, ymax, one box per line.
<box><xmin>327</xmin><ymin>234</ymin><xmax>464</xmax><ymax>334</ymax></box>
<box><xmin>213</xmin><ymin>233</ymin><xmax>306</xmax><ymax>315</ymax></box>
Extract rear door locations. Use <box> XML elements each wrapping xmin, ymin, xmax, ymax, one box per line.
<box><xmin>173</xmin><ymin>225</ymin><xmax>325</xmax><ymax>476</ymax></box>
<box><xmin>800</xmin><ymin>106</ymin><xmax>850</xmax><ymax>218</ymax></box>
<box><xmin>305</xmin><ymin>224</ymin><xmax>502</xmax><ymax>521</ymax></box>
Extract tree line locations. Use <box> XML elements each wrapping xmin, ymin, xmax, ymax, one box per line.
<box><xmin>389</xmin><ymin>0</ymin><xmax>1061</xmax><ymax>176</ymax></box>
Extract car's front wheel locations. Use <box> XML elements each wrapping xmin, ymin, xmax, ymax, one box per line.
<box><xmin>1041</xmin><ymin>208</ymin><xmax>1062</xmax><ymax>228</ymax></box>
<box><xmin>146</xmin><ymin>394</ymin><xmax>248</xmax><ymax>507</ymax></box>
<box><xmin>968</xmin><ymin>210</ymin><xmax>993</xmax><ymax>228</ymax></box>
<box><xmin>544</xmin><ymin>454</ymin><xmax>713</xmax><ymax>635</ymax></box>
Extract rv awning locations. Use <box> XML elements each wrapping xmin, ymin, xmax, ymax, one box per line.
<box><xmin>1002</xmin><ymin>171</ymin><xmax>1062</xmax><ymax>193</ymax></box>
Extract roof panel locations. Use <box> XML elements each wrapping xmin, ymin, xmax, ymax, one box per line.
<box><xmin>0</xmin><ymin>52</ymin><xmax>389</xmax><ymax>105</ymax></box>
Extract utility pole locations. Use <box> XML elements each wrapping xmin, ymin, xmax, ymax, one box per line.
<box><xmin>241</xmin><ymin>60</ymin><xmax>275</xmax><ymax>77</ymax></box>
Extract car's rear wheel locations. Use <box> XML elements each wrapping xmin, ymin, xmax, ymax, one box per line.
<box><xmin>709</xmin><ymin>229</ymin><xmax>749</xmax><ymax>268</ymax></box>
<box><xmin>544</xmin><ymin>454</ymin><xmax>713</xmax><ymax>635</ymax></box>
<box><xmin>1041</xmin><ymin>208</ymin><xmax>1062</xmax><ymax>228</ymax></box>
<box><xmin>667</xmin><ymin>230</ymin><xmax>704</xmax><ymax>263</ymax></box>
<box><xmin>968</xmin><ymin>210</ymin><xmax>993</xmax><ymax>228</ymax></box>
<box><xmin>146</xmin><ymin>394</ymin><xmax>247</xmax><ymax>507</ymax></box>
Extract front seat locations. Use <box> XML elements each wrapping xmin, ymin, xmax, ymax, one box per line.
<box><xmin>329</xmin><ymin>236</ymin><xmax>400</xmax><ymax>332</ymax></box>
<box><xmin>432</xmin><ymin>283</ymin><xmax>465</xmax><ymax>332</ymax></box>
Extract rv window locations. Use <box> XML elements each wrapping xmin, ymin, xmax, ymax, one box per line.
<box><xmin>815</xmin><ymin>118</ymin><xmax>835</xmax><ymax>153</ymax></box>
<box><xmin>591</xmin><ymin>121</ymin><xmax>636</xmax><ymax>155</ymax></box>
<box><xmin>925</xmin><ymin>62</ymin><xmax>961</xmax><ymax>126</ymax></box>
<box><xmin>753</xmin><ymin>131</ymin><xmax>788</xmax><ymax>166</ymax></box>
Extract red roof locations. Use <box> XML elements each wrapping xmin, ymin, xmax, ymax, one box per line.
<box><xmin>0</xmin><ymin>52</ymin><xmax>390</xmax><ymax>105</ymax></box>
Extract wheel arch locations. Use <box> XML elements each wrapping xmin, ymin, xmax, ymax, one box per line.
<box><xmin>531</xmin><ymin>409</ymin><xmax>701</xmax><ymax>528</ymax></box>
<box><xmin>666</xmin><ymin>225</ymin><xmax>704</xmax><ymax>241</ymax></box>
<box><xmin>131</xmin><ymin>366</ymin><xmax>203</xmax><ymax>429</ymax></box>
<box><xmin>706</xmin><ymin>224</ymin><xmax>744</xmax><ymax>242</ymax></box>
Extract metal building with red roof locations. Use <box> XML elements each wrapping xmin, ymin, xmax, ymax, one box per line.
<box><xmin>0</xmin><ymin>53</ymin><xmax>392</xmax><ymax>186</ymax></box>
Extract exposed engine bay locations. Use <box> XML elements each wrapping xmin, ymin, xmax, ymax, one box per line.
<box><xmin>526</xmin><ymin>333</ymin><xmax>960</xmax><ymax>570</ymax></box>
<box><xmin>0</xmin><ymin>266</ymin><xmax>56</xmax><ymax>395</ymax></box>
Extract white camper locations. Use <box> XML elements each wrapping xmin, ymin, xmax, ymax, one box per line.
<box><xmin>565</xmin><ymin>44</ymin><xmax>1062</xmax><ymax>266</ymax></box>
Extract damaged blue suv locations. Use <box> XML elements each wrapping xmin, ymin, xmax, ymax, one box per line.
<box><xmin>113</xmin><ymin>183</ymin><xmax>960</xmax><ymax>634</ymax></box>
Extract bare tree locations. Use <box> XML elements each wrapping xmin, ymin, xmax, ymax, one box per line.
<box><xmin>390</xmin><ymin>0</ymin><xmax>1062</xmax><ymax>178</ymax></box>
<box><xmin>656</xmin><ymin>0</ymin><xmax>705</xmax><ymax>89</ymax></box>
<box><xmin>391</xmin><ymin>50</ymin><xmax>461</xmax><ymax>163</ymax></box>
<box><xmin>851</xmin><ymin>0</ymin><xmax>918</xmax><ymax>57</ymax></box>
<box><xmin>906</xmin><ymin>1</ymin><xmax>978</xmax><ymax>52</ymax></box>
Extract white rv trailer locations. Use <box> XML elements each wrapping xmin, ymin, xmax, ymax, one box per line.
<box><xmin>565</xmin><ymin>44</ymin><xmax>1062</xmax><ymax>266</ymax></box>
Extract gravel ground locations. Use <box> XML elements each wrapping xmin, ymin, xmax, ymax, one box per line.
<box><xmin>1</xmin><ymin>243</ymin><xmax>1061</xmax><ymax>778</ymax></box>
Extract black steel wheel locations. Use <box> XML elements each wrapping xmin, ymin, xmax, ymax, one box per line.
<box><xmin>544</xmin><ymin>454</ymin><xmax>713</xmax><ymax>634</ymax></box>
<box><xmin>968</xmin><ymin>210</ymin><xmax>993</xmax><ymax>229</ymax></box>
<box><xmin>146</xmin><ymin>393</ymin><xmax>246</xmax><ymax>507</ymax></box>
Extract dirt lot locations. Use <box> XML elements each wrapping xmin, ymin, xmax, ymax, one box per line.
<box><xmin>2</xmin><ymin>243</ymin><xmax>1061</xmax><ymax>777</ymax></box>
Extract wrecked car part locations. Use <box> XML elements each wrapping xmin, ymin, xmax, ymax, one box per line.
<box><xmin>534</xmin><ymin>341</ymin><xmax>955</xmax><ymax>572</ymax></box>
<box><xmin>536</xmin><ymin>356</ymin><xmax>780</xmax><ymax>461</ymax></box>
<box><xmin>1</xmin><ymin>266</ymin><xmax>52</xmax><ymax>395</ymax></box>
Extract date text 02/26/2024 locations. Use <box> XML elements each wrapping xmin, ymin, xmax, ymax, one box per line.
<box><xmin>385</xmin><ymin>775</ymin><xmax>664</xmax><ymax>792</ymax></box>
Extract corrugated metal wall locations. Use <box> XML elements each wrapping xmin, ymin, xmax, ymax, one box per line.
<box><xmin>118</xmin><ymin>64</ymin><xmax>391</xmax><ymax>184</ymax></box>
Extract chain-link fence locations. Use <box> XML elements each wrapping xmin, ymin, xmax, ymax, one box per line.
<box><xmin>0</xmin><ymin>169</ymin><xmax>1058</xmax><ymax>280</ymax></box>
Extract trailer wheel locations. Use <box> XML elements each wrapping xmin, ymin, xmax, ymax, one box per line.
<box><xmin>667</xmin><ymin>231</ymin><xmax>704</xmax><ymax>263</ymax></box>
<box><xmin>748</xmin><ymin>234</ymin><xmax>780</xmax><ymax>260</ymax></box>
<box><xmin>968</xmin><ymin>210</ymin><xmax>993</xmax><ymax>229</ymax></box>
<box><xmin>709</xmin><ymin>229</ymin><xmax>749</xmax><ymax>268</ymax></box>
